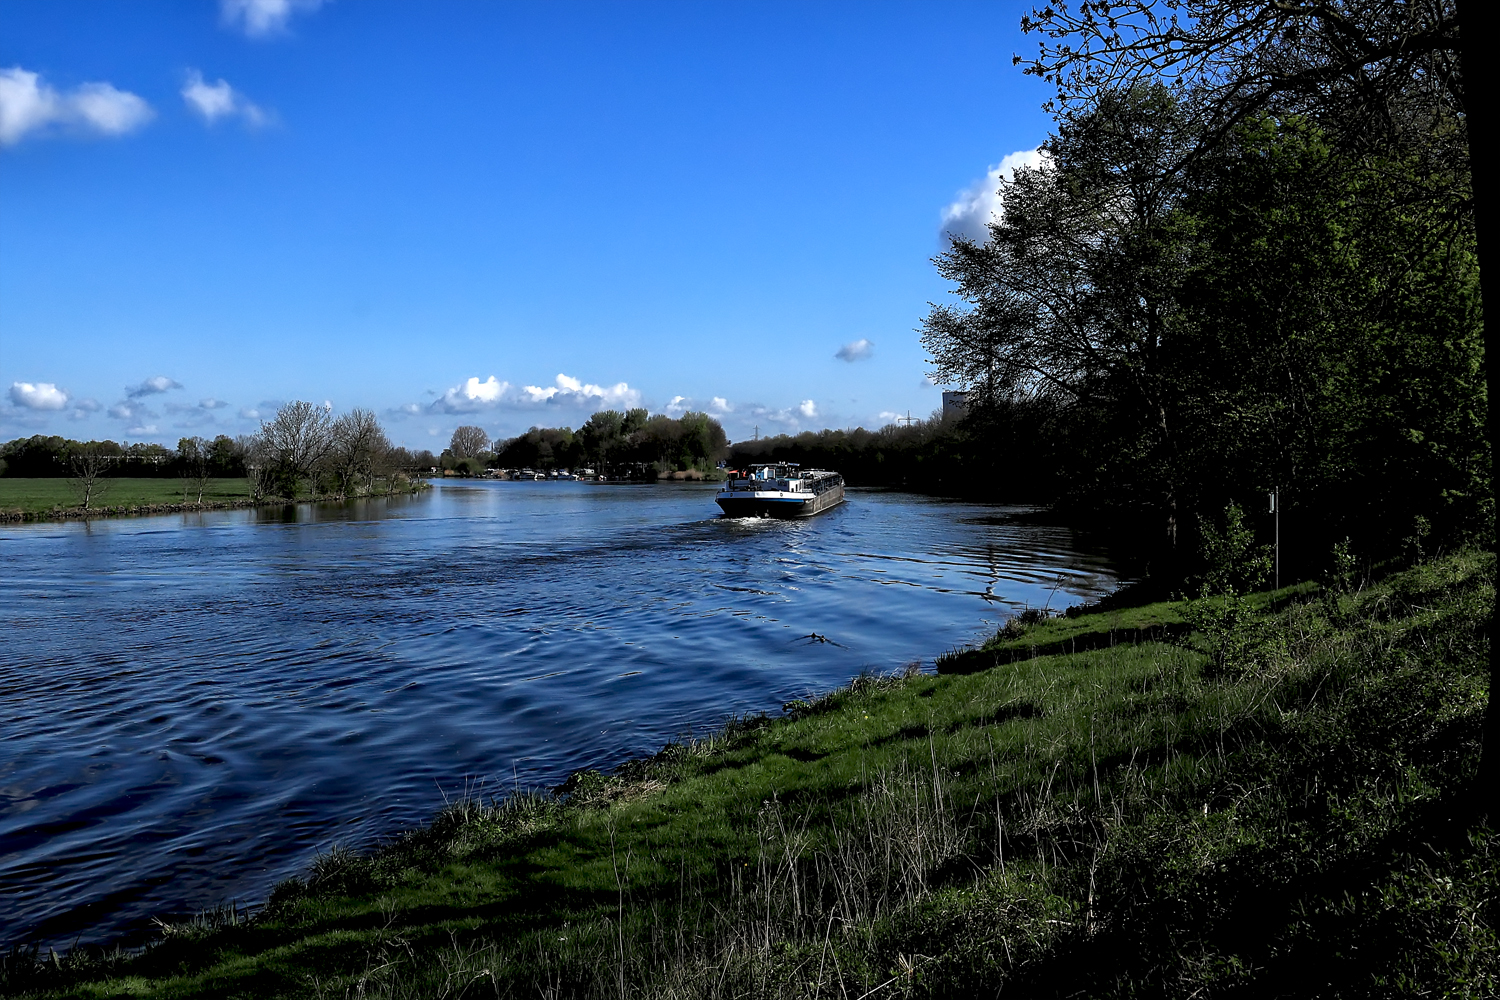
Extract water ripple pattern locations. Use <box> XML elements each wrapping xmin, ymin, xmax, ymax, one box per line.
<box><xmin>0</xmin><ymin>483</ymin><xmax>1121</xmax><ymax>947</ymax></box>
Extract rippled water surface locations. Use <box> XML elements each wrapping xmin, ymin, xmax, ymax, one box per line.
<box><xmin>0</xmin><ymin>482</ymin><xmax>1122</xmax><ymax>947</ymax></box>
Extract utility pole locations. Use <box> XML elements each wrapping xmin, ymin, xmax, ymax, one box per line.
<box><xmin>753</xmin><ymin>424</ymin><xmax>759</xmax><ymax>441</ymax></box>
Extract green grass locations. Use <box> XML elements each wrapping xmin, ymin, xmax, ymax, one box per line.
<box><xmin>0</xmin><ymin>477</ymin><xmax>251</xmax><ymax>515</ymax></box>
<box><xmin>6</xmin><ymin>552</ymin><xmax>1494</xmax><ymax>998</ymax></box>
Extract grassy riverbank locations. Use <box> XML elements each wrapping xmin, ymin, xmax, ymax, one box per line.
<box><xmin>7</xmin><ymin>551</ymin><xmax>1494</xmax><ymax>998</ymax></box>
<box><xmin>0</xmin><ymin>478</ymin><xmax>429</xmax><ymax>521</ymax></box>
<box><xmin>0</xmin><ymin>477</ymin><xmax>252</xmax><ymax>516</ymax></box>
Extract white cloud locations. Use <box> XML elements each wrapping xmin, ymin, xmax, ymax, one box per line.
<box><xmin>941</xmin><ymin>148</ymin><xmax>1049</xmax><ymax>243</ymax></box>
<box><xmin>238</xmin><ymin>399</ymin><xmax>283</xmax><ymax>422</ymax></box>
<box><xmin>735</xmin><ymin>399</ymin><xmax>829</xmax><ymax>436</ymax></box>
<box><xmin>72</xmin><ymin>83</ymin><xmax>154</xmax><ymax>135</ymax></box>
<box><xmin>660</xmin><ymin>394</ymin><xmax>734</xmax><ymax>418</ymax></box>
<box><xmin>521</xmin><ymin>373</ymin><xmax>641</xmax><ymax>409</ymax></box>
<box><xmin>835</xmin><ymin>338</ymin><xmax>874</xmax><ymax>362</ymax></box>
<box><xmin>127</xmin><ymin>375</ymin><xmax>183</xmax><ymax>398</ymax></box>
<box><xmin>165</xmin><ymin>397</ymin><xmax>231</xmax><ymax>428</ymax></box>
<box><xmin>181</xmin><ymin>70</ymin><xmax>271</xmax><ymax>127</ymax></box>
<box><xmin>107</xmin><ymin>397</ymin><xmax>160</xmax><ymax>435</ymax></box>
<box><xmin>9</xmin><ymin>381</ymin><xmax>70</xmax><ymax>410</ymax></box>
<box><xmin>109</xmin><ymin>399</ymin><xmax>154</xmax><ymax>421</ymax></box>
<box><xmin>0</xmin><ymin>67</ymin><xmax>153</xmax><ymax>146</ymax></box>
<box><xmin>220</xmin><ymin>0</ymin><xmax>326</xmax><ymax>38</ymax></box>
<box><xmin>432</xmin><ymin>372</ymin><xmax>642</xmax><ymax>414</ymax></box>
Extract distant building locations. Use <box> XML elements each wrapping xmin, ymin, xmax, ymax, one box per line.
<box><xmin>941</xmin><ymin>390</ymin><xmax>969</xmax><ymax>420</ymax></box>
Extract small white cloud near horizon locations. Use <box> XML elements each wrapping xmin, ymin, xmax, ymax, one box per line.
<box><xmin>798</xmin><ymin>399</ymin><xmax>818</xmax><ymax>419</ymax></box>
<box><xmin>941</xmin><ymin>148</ymin><xmax>1049</xmax><ymax>243</ymax></box>
<box><xmin>200</xmin><ymin>397</ymin><xmax>228</xmax><ymax>409</ymax></box>
<box><xmin>0</xmin><ymin>67</ymin><xmax>153</xmax><ymax>146</ymax></box>
<box><xmin>9</xmin><ymin>381</ymin><xmax>70</xmax><ymax>410</ymax></box>
<box><xmin>835</xmin><ymin>338</ymin><xmax>874</xmax><ymax>362</ymax></box>
<box><xmin>109</xmin><ymin>399</ymin><xmax>153</xmax><ymax>421</ymax></box>
<box><xmin>432</xmin><ymin>373</ymin><xmax>641</xmax><ymax>414</ymax></box>
<box><xmin>220</xmin><ymin>0</ymin><xmax>326</xmax><ymax>38</ymax></box>
<box><xmin>662</xmin><ymin>394</ymin><xmax>734</xmax><ymax>418</ymax></box>
<box><xmin>181</xmin><ymin>70</ymin><xmax>271</xmax><ymax>127</ymax></box>
<box><xmin>127</xmin><ymin>375</ymin><xmax>183</xmax><ymax>398</ymax></box>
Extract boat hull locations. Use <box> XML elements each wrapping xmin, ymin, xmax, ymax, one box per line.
<box><xmin>715</xmin><ymin>485</ymin><xmax>845</xmax><ymax>519</ymax></box>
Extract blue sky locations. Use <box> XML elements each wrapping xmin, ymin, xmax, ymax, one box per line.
<box><xmin>1</xmin><ymin>0</ymin><xmax>1051</xmax><ymax>448</ymax></box>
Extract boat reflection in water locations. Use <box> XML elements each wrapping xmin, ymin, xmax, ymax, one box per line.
<box><xmin>715</xmin><ymin>462</ymin><xmax>845</xmax><ymax>518</ymax></box>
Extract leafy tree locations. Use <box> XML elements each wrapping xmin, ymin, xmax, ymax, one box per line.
<box><xmin>1013</xmin><ymin>0</ymin><xmax>1493</xmax><ymax>809</ymax></box>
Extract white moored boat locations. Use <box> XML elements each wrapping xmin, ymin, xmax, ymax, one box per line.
<box><xmin>715</xmin><ymin>463</ymin><xmax>845</xmax><ymax>518</ymax></box>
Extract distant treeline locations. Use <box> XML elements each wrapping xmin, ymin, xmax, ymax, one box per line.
<box><xmin>727</xmin><ymin>407</ymin><xmax>1048</xmax><ymax>498</ymax></box>
<box><xmin>0</xmin><ymin>434</ymin><xmax>246</xmax><ymax>479</ymax></box>
<box><xmin>441</xmin><ymin>408</ymin><xmax>728</xmax><ymax>478</ymax></box>
<box><xmin>1</xmin><ymin>404</ymin><xmax>440</xmax><ymax>505</ymax></box>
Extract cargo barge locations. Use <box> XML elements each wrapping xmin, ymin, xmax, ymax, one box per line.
<box><xmin>714</xmin><ymin>463</ymin><xmax>845</xmax><ymax>518</ymax></box>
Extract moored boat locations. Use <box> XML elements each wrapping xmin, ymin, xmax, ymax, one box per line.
<box><xmin>715</xmin><ymin>463</ymin><xmax>845</xmax><ymax>518</ymax></box>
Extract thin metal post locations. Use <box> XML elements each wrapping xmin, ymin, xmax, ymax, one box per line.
<box><xmin>1270</xmin><ymin>487</ymin><xmax>1280</xmax><ymax>591</ymax></box>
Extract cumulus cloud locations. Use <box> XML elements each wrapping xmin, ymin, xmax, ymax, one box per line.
<box><xmin>107</xmin><ymin>398</ymin><xmax>159</xmax><ymax>434</ymax></box>
<box><xmin>732</xmin><ymin>398</ymin><xmax>829</xmax><ymax>436</ymax></box>
<box><xmin>0</xmin><ymin>67</ymin><xmax>153</xmax><ymax>146</ymax></box>
<box><xmin>109</xmin><ymin>398</ymin><xmax>154</xmax><ymax>421</ymax></box>
<box><xmin>238</xmin><ymin>399</ymin><xmax>283</xmax><ymax>421</ymax></box>
<box><xmin>660</xmin><ymin>394</ymin><xmax>733</xmax><ymax>418</ymax></box>
<box><xmin>127</xmin><ymin>375</ymin><xmax>183</xmax><ymax>398</ymax></box>
<box><xmin>200</xmin><ymin>397</ymin><xmax>228</xmax><ymax>409</ymax></box>
<box><xmin>220</xmin><ymin>0</ymin><xmax>326</xmax><ymax>38</ymax></box>
<box><xmin>835</xmin><ymin>338</ymin><xmax>874</xmax><ymax>362</ymax></box>
<box><xmin>9</xmin><ymin>381</ymin><xmax>70</xmax><ymax>410</ymax></box>
<box><xmin>430</xmin><ymin>373</ymin><xmax>642</xmax><ymax>414</ymax></box>
<box><xmin>941</xmin><ymin>148</ymin><xmax>1049</xmax><ymax>243</ymax></box>
<box><xmin>181</xmin><ymin>70</ymin><xmax>271</xmax><ymax>127</ymax></box>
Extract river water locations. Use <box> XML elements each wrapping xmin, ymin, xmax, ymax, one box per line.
<box><xmin>0</xmin><ymin>482</ymin><xmax>1122</xmax><ymax>948</ymax></box>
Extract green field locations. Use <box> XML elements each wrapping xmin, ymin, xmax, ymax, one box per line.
<box><xmin>0</xmin><ymin>477</ymin><xmax>252</xmax><ymax>515</ymax></box>
<box><xmin>6</xmin><ymin>552</ymin><xmax>1494</xmax><ymax>998</ymax></box>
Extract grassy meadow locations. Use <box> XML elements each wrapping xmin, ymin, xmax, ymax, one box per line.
<box><xmin>0</xmin><ymin>477</ymin><xmax>252</xmax><ymax>516</ymax></box>
<box><xmin>4</xmin><ymin>551</ymin><xmax>1494</xmax><ymax>998</ymax></box>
